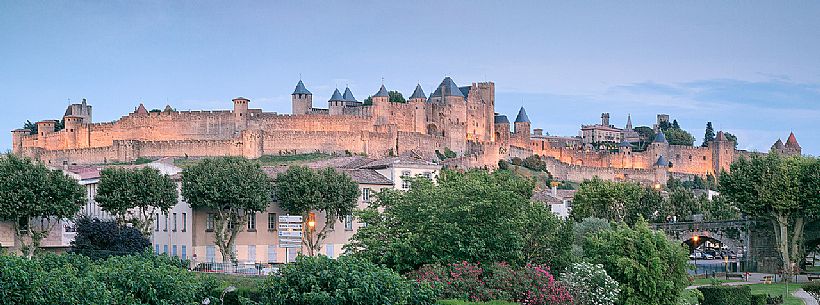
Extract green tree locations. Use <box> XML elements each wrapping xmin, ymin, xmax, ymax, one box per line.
<box><xmin>23</xmin><ymin>120</ymin><xmax>37</xmax><ymax>135</ymax></box>
<box><xmin>702</xmin><ymin>122</ymin><xmax>715</xmax><ymax>147</ymax></box>
<box><xmin>719</xmin><ymin>153</ymin><xmax>820</xmax><ymax>274</ymax></box>
<box><xmin>95</xmin><ymin>167</ymin><xmax>177</xmax><ymax>235</ymax></box>
<box><xmin>570</xmin><ymin>178</ymin><xmax>663</xmax><ymax>225</ymax></box>
<box><xmin>521</xmin><ymin>203</ymin><xmax>574</xmax><ymax>271</ymax></box>
<box><xmin>70</xmin><ymin>217</ymin><xmax>151</xmax><ymax>259</ymax></box>
<box><xmin>275</xmin><ymin>166</ymin><xmax>359</xmax><ymax>256</ymax></box>
<box><xmin>665</xmin><ymin>127</ymin><xmax>696</xmax><ymax>146</ymax></box>
<box><xmin>583</xmin><ymin>220</ymin><xmax>690</xmax><ymax>305</ymax></box>
<box><xmin>0</xmin><ymin>154</ymin><xmax>85</xmax><ymax>258</ymax></box>
<box><xmin>724</xmin><ymin>132</ymin><xmax>739</xmax><ymax>149</ymax></box>
<box><xmin>388</xmin><ymin>90</ymin><xmax>406</xmax><ymax>103</ymax></box>
<box><xmin>672</xmin><ymin>119</ymin><xmax>680</xmax><ymax>129</ymax></box>
<box><xmin>181</xmin><ymin>157</ymin><xmax>272</xmax><ymax>264</ymax></box>
<box><xmin>346</xmin><ymin>170</ymin><xmax>548</xmax><ymax>273</ymax></box>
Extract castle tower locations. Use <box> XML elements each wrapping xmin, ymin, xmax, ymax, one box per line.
<box><xmin>648</xmin><ymin>130</ymin><xmax>670</xmax><ymax>169</ymax></box>
<box><xmin>493</xmin><ymin>113</ymin><xmax>511</xmax><ymax>144</ymax></box>
<box><xmin>342</xmin><ymin>87</ymin><xmax>357</xmax><ymax>105</ymax></box>
<box><xmin>291</xmin><ymin>80</ymin><xmax>312</xmax><ymax>115</ymax></box>
<box><xmin>513</xmin><ymin>107</ymin><xmax>531</xmax><ymax>145</ymax></box>
<box><xmin>711</xmin><ymin>131</ymin><xmax>735</xmax><ymax>176</ymax></box>
<box><xmin>328</xmin><ymin>89</ymin><xmax>345</xmax><ymax>115</ymax></box>
<box><xmin>409</xmin><ymin>84</ymin><xmax>427</xmax><ymax>133</ymax></box>
<box><xmin>618</xmin><ymin>140</ymin><xmax>632</xmax><ymax>153</ymax></box>
<box><xmin>601</xmin><ymin>113</ymin><xmax>610</xmax><ymax>126</ymax></box>
<box><xmin>233</xmin><ymin>97</ymin><xmax>249</xmax><ymax>131</ymax></box>
<box><xmin>654</xmin><ymin>155</ymin><xmax>670</xmax><ymax>185</ymax></box>
<box><xmin>11</xmin><ymin>129</ymin><xmax>29</xmax><ymax>154</ymax></box>
<box><xmin>63</xmin><ymin>115</ymin><xmax>84</xmax><ymax>149</ymax></box>
<box><xmin>134</xmin><ymin>103</ymin><xmax>148</xmax><ymax>115</ymax></box>
<box><xmin>372</xmin><ymin>85</ymin><xmax>390</xmax><ymax>124</ymax></box>
<box><xmin>36</xmin><ymin>120</ymin><xmax>56</xmax><ymax>137</ymax></box>
<box><xmin>64</xmin><ymin>99</ymin><xmax>93</xmax><ymax>123</ymax></box>
<box><xmin>784</xmin><ymin>132</ymin><xmax>802</xmax><ymax>156</ymax></box>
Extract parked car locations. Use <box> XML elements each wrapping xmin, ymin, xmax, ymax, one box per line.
<box><xmin>690</xmin><ymin>252</ymin><xmax>703</xmax><ymax>260</ymax></box>
<box><xmin>703</xmin><ymin>253</ymin><xmax>715</xmax><ymax>260</ymax></box>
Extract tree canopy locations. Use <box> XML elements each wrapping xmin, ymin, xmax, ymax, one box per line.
<box><xmin>95</xmin><ymin>166</ymin><xmax>177</xmax><ymax>235</ymax></box>
<box><xmin>665</xmin><ymin>127</ymin><xmax>695</xmax><ymax>146</ymax></box>
<box><xmin>181</xmin><ymin>157</ymin><xmax>272</xmax><ymax>264</ymax></box>
<box><xmin>275</xmin><ymin>166</ymin><xmax>359</xmax><ymax>256</ymax></box>
<box><xmin>570</xmin><ymin>178</ymin><xmax>663</xmax><ymax>225</ymax></box>
<box><xmin>702</xmin><ymin>122</ymin><xmax>715</xmax><ymax>147</ymax></box>
<box><xmin>0</xmin><ymin>154</ymin><xmax>85</xmax><ymax>257</ymax></box>
<box><xmin>719</xmin><ymin>153</ymin><xmax>820</xmax><ymax>274</ymax></box>
<box><xmin>70</xmin><ymin>217</ymin><xmax>151</xmax><ymax>259</ymax></box>
<box><xmin>346</xmin><ymin>169</ymin><xmax>573</xmax><ymax>273</ymax></box>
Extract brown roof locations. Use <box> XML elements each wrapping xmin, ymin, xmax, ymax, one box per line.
<box><xmin>342</xmin><ymin>169</ymin><xmax>394</xmax><ymax>185</ymax></box>
<box><xmin>361</xmin><ymin>156</ymin><xmax>437</xmax><ymax>169</ymax></box>
<box><xmin>302</xmin><ymin>156</ymin><xmax>375</xmax><ymax>169</ymax></box>
<box><xmin>65</xmin><ymin>166</ymin><xmax>102</xmax><ymax>180</ymax></box>
<box><xmin>531</xmin><ymin>189</ymin><xmax>576</xmax><ymax>205</ymax></box>
<box><xmin>786</xmin><ymin>132</ymin><xmax>800</xmax><ymax>149</ymax></box>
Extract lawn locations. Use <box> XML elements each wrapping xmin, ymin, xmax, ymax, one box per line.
<box><xmin>748</xmin><ymin>283</ymin><xmax>804</xmax><ymax>305</ymax></box>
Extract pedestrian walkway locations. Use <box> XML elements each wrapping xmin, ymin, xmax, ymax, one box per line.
<box><xmin>794</xmin><ymin>289</ymin><xmax>818</xmax><ymax>305</ymax></box>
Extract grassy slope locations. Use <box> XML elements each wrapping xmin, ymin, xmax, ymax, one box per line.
<box><xmin>173</xmin><ymin>153</ymin><xmax>333</xmax><ymax>168</ymax></box>
<box><xmin>748</xmin><ymin>283</ymin><xmax>804</xmax><ymax>305</ymax></box>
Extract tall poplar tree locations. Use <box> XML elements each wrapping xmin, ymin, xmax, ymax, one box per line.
<box><xmin>702</xmin><ymin>122</ymin><xmax>715</xmax><ymax>147</ymax></box>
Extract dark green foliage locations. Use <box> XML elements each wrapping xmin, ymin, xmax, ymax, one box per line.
<box><xmin>510</xmin><ymin>157</ymin><xmax>523</xmax><ymax>166</ymax></box>
<box><xmin>70</xmin><ymin>217</ymin><xmax>151</xmax><ymax>259</ymax></box>
<box><xmin>347</xmin><ymin>170</ymin><xmax>573</xmax><ymax>273</ymax></box>
<box><xmin>724</xmin><ymin>132</ymin><xmax>739</xmax><ymax>149</ymax></box>
<box><xmin>0</xmin><ymin>154</ymin><xmax>85</xmax><ymax>257</ymax></box>
<box><xmin>803</xmin><ymin>281</ymin><xmax>820</xmax><ymax>302</ymax></box>
<box><xmin>497</xmin><ymin>159</ymin><xmax>510</xmax><ymax>170</ymax></box>
<box><xmin>521</xmin><ymin>155</ymin><xmax>547</xmax><ymax>172</ymax></box>
<box><xmin>750</xmin><ymin>294</ymin><xmax>767</xmax><ymax>305</ymax></box>
<box><xmin>570</xmin><ymin>178</ymin><xmax>664</xmax><ymax>225</ymax></box>
<box><xmin>23</xmin><ymin>120</ymin><xmax>37</xmax><ymax>135</ymax></box>
<box><xmin>696</xmin><ymin>286</ymin><xmax>751</xmax><ymax>305</ymax></box>
<box><xmin>389</xmin><ymin>90</ymin><xmax>406</xmax><ymax>103</ymax></box>
<box><xmin>672</xmin><ymin>119</ymin><xmax>680</xmax><ymax>129</ymax></box>
<box><xmin>583</xmin><ymin>221</ymin><xmax>690</xmax><ymax>305</ymax></box>
<box><xmin>0</xmin><ymin>252</ymin><xmax>216</xmax><ymax>305</ymax></box>
<box><xmin>665</xmin><ymin>127</ymin><xmax>696</xmax><ymax>146</ymax></box>
<box><xmin>95</xmin><ymin>166</ymin><xmax>177</xmax><ymax>234</ymax></box>
<box><xmin>436</xmin><ymin>147</ymin><xmax>458</xmax><ymax>160</ymax></box>
<box><xmin>261</xmin><ymin>255</ymin><xmax>435</xmax><ymax>305</ymax></box>
<box><xmin>703</xmin><ymin>122</ymin><xmax>716</xmax><ymax>147</ymax></box>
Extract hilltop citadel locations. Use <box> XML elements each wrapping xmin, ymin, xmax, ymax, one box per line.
<box><xmin>11</xmin><ymin>77</ymin><xmax>801</xmax><ymax>185</ymax></box>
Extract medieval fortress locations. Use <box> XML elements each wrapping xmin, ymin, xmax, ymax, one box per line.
<box><xmin>11</xmin><ymin>77</ymin><xmax>802</xmax><ymax>185</ymax></box>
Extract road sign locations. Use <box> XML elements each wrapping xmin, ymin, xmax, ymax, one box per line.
<box><xmin>278</xmin><ymin>231</ymin><xmax>303</xmax><ymax>237</ymax></box>
<box><xmin>279</xmin><ymin>243</ymin><xmax>302</xmax><ymax>248</ymax></box>
<box><xmin>279</xmin><ymin>223</ymin><xmax>303</xmax><ymax>230</ymax></box>
<box><xmin>279</xmin><ymin>215</ymin><xmax>303</xmax><ymax>223</ymax></box>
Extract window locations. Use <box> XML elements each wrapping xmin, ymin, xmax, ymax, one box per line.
<box><xmin>181</xmin><ymin>245</ymin><xmax>187</xmax><ymax>259</ymax></box>
<box><xmin>182</xmin><ymin>213</ymin><xmax>187</xmax><ymax>232</ymax></box>
<box><xmin>268</xmin><ymin>213</ymin><xmax>277</xmax><ymax>231</ymax></box>
<box><xmin>172</xmin><ymin>245</ymin><xmax>177</xmax><ymax>257</ymax></box>
<box><xmin>401</xmin><ymin>170</ymin><xmax>411</xmax><ymax>177</ymax></box>
<box><xmin>344</xmin><ymin>215</ymin><xmax>353</xmax><ymax>231</ymax></box>
<box><xmin>247</xmin><ymin>213</ymin><xmax>256</xmax><ymax>231</ymax></box>
<box><xmin>227</xmin><ymin>220</ymin><xmax>235</xmax><ymax>230</ymax></box>
<box><xmin>362</xmin><ymin>188</ymin><xmax>371</xmax><ymax>202</ymax></box>
<box><xmin>155</xmin><ymin>244</ymin><xmax>159</xmax><ymax>254</ymax></box>
<box><xmin>326</xmin><ymin>244</ymin><xmax>334</xmax><ymax>258</ymax></box>
<box><xmin>163</xmin><ymin>214</ymin><xmax>168</xmax><ymax>232</ymax></box>
<box><xmin>423</xmin><ymin>172</ymin><xmax>432</xmax><ymax>179</ymax></box>
<box><xmin>155</xmin><ymin>213</ymin><xmax>160</xmax><ymax>231</ymax></box>
<box><xmin>267</xmin><ymin>245</ymin><xmax>277</xmax><ymax>263</ymax></box>
<box><xmin>163</xmin><ymin>245</ymin><xmax>168</xmax><ymax>254</ymax></box>
<box><xmin>206</xmin><ymin>213</ymin><xmax>215</xmax><ymax>231</ymax></box>
<box><xmin>401</xmin><ymin>179</ymin><xmax>411</xmax><ymax>189</ymax></box>
<box><xmin>172</xmin><ymin>213</ymin><xmax>177</xmax><ymax>232</ymax></box>
<box><xmin>248</xmin><ymin>245</ymin><xmax>256</xmax><ymax>262</ymax></box>
<box><xmin>206</xmin><ymin>246</ymin><xmax>216</xmax><ymax>262</ymax></box>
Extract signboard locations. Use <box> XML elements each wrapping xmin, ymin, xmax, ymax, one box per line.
<box><xmin>279</xmin><ymin>215</ymin><xmax>303</xmax><ymax>223</ymax></box>
<box><xmin>278</xmin><ymin>214</ymin><xmax>304</xmax><ymax>250</ymax></box>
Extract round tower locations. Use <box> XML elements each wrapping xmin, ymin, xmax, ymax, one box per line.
<box><xmin>63</xmin><ymin>115</ymin><xmax>83</xmax><ymax>133</ymax></box>
<box><xmin>233</xmin><ymin>97</ymin><xmax>249</xmax><ymax>131</ymax></box>
<box><xmin>513</xmin><ymin>107</ymin><xmax>531</xmax><ymax>144</ymax></box>
<box><xmin>493</xmin><ymin>114</ymin><xmax>511</xmax><ymax>144</ymax></box>
<box><xmin>328</xmin><ymin>89</ymin><xmax>345</xmax><ymax>115</ymax></box>
<box><xmin>291</xmin><ymin>80</ymin><xmax>312</xmax><ymax>115</ymax></box>
<box><xmin>409</xmin><ymin>84</ymin><xmax>427</xmax><ymax>133</ymax></box>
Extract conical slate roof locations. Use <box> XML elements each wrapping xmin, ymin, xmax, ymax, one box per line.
<box><xmin>329</xmin><ymin>89</ymin><xmax>344</xmax><ymax>101</ymax></box>
<box><xmin>773</xmin><ymin>139</ymin><xmax>785</xmax><ymax>149</ymax></box>
<box><xmin>163</xmin><ymin>105</ymin><xmax>174</xmax><ymax>113</ymax></box>
<box><xmin>409</xmin><ymin>84</ymin><xmax>426</xmax><ymax>99</ymax></box>
<box><xmin>653</xmin><ymin>131</ymin><xmax>668</xmax><ymax>144</ymax></box>
<box><xmin>429</xmin><ymin>77</ymin><xmax>464</xmax><ymax>98</ymax></box>
<box><xmin>292</xmin><ymin>80</ymin><xmax>311</xmax><ymax>95</ymax></box>
<box><xmin>515</xmin><ymin>107</ymin><xmax>530</xmax><ymax>123</ymax></box>
<box><xmin>135</xmin><ymin>103</ymin><xmax>148</xmax><ymax>115</ymax></box>
<box><xmin>655</xmin><ymin>155</ymin><xmax>669</xmax><ymax>167</ymax></box>
<box><xmin>786</xmin><ymin>132</ymin><xmax>800</xmax><ymax>148</ymax></box>
<box><xmin>342</xmin><ymin>87</ymin><xmax>357</xmax><ymax>102</ymax></box>
<box><xmin>374</xmin><ymin>85</ymin><xmax>389</xmax><ymax>97</ymax></box>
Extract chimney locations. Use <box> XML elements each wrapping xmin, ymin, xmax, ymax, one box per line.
<box><xmin>533</xmin><ymin>128</ymin><xmax>543</xmax><ymax>136</ymax></box>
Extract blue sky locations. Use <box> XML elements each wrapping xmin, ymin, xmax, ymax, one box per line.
<box><xmin>1</xmin><ymin>1</ymin><xmax>819</xmax><ymax>154</ymax></box>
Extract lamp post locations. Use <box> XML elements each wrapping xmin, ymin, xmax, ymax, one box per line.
<box><xmin>693</xmin><ymin>235</ymin><xmax>700</xmax><ymax>275</ymax></box>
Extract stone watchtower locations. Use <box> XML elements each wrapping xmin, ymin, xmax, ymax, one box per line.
<box><xmin>409</xmin><ymin>84</ymin><xmax>427</xmax><ymax>134</ymax></box>
<box><xmin>493</xmin><ymin>114</ymin><xmax>511</xmax><ymax>145</ymax></box>
<box><xmin>328</xmin><ymin>89</ymin><xmax>344</xmax><ymax>115</ymax></box>
<box><xmin>513</xmin><ymin>107</ymin><xmax>531</xmax><ymax>145</ymax></box>
<box><xmin>11</xmin><ymin>129</ymin><xmax>29</xmax><ymax>154</ymax></box>
<box><xmin>36</xmin><ymin>120</ymin><xmax>57</xmax><ymax>137</ymax></box>
<box><xmin>648</xmin><ymin>130</ymin><xmax>670</xmax><ymax>169</ymax></box>
<box><xmin>291</xmin><ymin>80</ymin><xmax>312</xmax><ymax>115</ymax></box>
<box><xmin>711</xmin><ymin>131</ymin><xmax>735</xmax><ymax>175</ymax></box>
<box><xmin>233</xmin><ymin>97</ymin><xmax>249</xmax><ymax>131</ymax></box>
<box><xmin>371</xmin><ymin>85</ymin><xmax>390</xmax><ymax>124</ymax></box>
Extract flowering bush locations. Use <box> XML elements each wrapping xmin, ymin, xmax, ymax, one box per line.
<box><xmin>409</xmin><ymin>261</ymin><xmax>572</xmax><ymax>305</ymax></box>
<box><xmin>560</xmin><ymin>262</ymin><xmax>620</xmax><ymax>305</ymax></box>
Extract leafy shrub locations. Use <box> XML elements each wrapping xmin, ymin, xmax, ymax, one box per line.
<box><xmin>560</xmin><ymin>262</ymin><xmax>620</xmax><ymax>305</ymax></box>
<box><xmin>261</xmin><ymin>255</ymin><xmax>434</xmax><ymax>305</ymax></box>
<box><xmin>511</xmin><ymin>157</ymin><xmax>523</xmax><ymax>166</ymax></box>
<box><xmin>0</xmin><ymin>252</ymin><xmax>215</xmax><ymax>305</ymax></box>
<box><xmin>678</xmin><ymin>289</ymin><xmax>704</xmax><ymax>305</ymax></box>
<box><xmin>409</xmin><ymin>261</ymin><xmax>572</xmax><ymax>305</ymax></box>
<box><xmin>697</xmin><ymin>286</ymin><xmax>751</xmax><ymax>305</ymax></box>
<box><xmin>750</xmin><ymin>294</ymin><xmax>767</xmax><ymax>305</ymax></box>
<box><xmin>804</xmin><ymin>281</ymin><xmax>820</xmax><ymax>302</ymax></box>
<box><xmin>497</xmin><ymin>159</ymin><xmax>510</xmax><ymax>170</ymax></box>
<box><xmin>521</xmin><ymin>155</ymin><xmax>547</xmax><ymax>172</ymax></box>
<box><xmin>70</xmin><ymin>216</ymin><xmax>151</xmax><ymax>259</ymax></box>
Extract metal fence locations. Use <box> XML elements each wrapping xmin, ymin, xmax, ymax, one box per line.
<box><xmin>191</xmin><ymin>262</ymin><xmax>282</xmax><ymax>276</ymax></box>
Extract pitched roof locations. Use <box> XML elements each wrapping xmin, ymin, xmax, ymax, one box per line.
<box><xmin>786</xmin><ymin>132</ymin><xmax>800</xmax><ymax>148</ymax></box>
<box><xmin>459</xmin><ymin>86</ymin><xmax>471</xmax><ymax>98</ymax></box>
<box><xmin>163</xmin><ymin>105</ymin><xmax>174</xmax><ymax>113</ymax></box>
<box><xmin>653</xmin><ymin>131</ymin><xmax>668</xmax><ymax>144</ymax></box>
<box><xmin>772</xmin><ymin>139</ymin><xmax>785</xmax><ymax>149</ymax></box>
<box><xmin>409</xmin><ymin>84</ymin><xmax>426</xmax><ymax>99</ymax></box>
<box><xmin>514</xmin><ymin>107</ymin><xmax>530</xmax><ymax>123</ymax></box>
<box><xmin>329</xmin><ymin>89</ymin><xmax>344</xmax><ymax>101</ymax></box>
<box><xmin>292</xmin><ymin>80</ymin><xmax>311</xmax><ymax>95</ymax></box>
<box><xmin>494</xmin><ymin>114</ymin><xmax>510</xmax><ymax>124</ymax></box>
<box><xmin>135</xmin><ymin>103</ymin><xmax>148</xmax><ymax>115</ymax></box>
<box><xmin>429</xmin><ymin>77</ymin><xmax>464</xmax><ymax>98</ymax></box>
<box><xmin>361</xmin><ymin>156</ymin><xmax>438</xmax><ymax>169</ymax></box>
<box><xmin>531</xmin><ymin>189</ymin><xmax>577</xmax><ymax>204</ymax></box>
<box><xmin>374</xmin><ymin>85</ymin><xmax>389</xmax><ymax>97</ymax></box>
<box><xmin>343</xmin><ymin>169</ymin><xmax>394</xmax><ymax>185</ymax></box>
<box><xmin>342</xmin><ymin>87</ymin><xmax>357</xmax><ymax>102</ymax></box>
<box><xmin>619</xmin><ymin>140</ymin><xmax>633</xmax><ymax>148</ymax></box>
<box><xmin>655</xmin><ymin>155</ymin><xmax>669</xmax><ymax>167</ymax></box>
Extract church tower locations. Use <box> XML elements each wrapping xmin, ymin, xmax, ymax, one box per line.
<box><xmin>291</xmin><ymin>80</ymin><xmax>312</xmax><ymax>115</ymax></box>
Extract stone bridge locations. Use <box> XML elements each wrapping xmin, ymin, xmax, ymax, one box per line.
<box><xmin>652</xmin><ymin>220</ymin><xmax>751</xmax><ymax>254</ymax></box>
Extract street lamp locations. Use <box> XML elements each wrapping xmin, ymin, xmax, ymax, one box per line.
<box><xmin>307</xmin><ymin>213</ymin><xmax>316</xmax><ymax>231</ymax></box>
